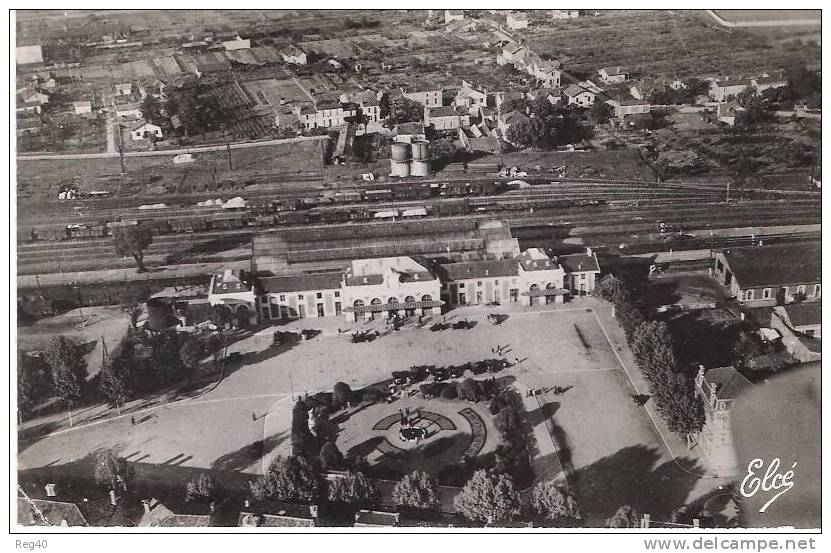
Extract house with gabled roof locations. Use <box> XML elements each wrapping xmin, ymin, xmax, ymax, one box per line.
<box><xmin>563</xmin><ymin>84</ymin><xmax>596</xmax><ymax>107</ymax></box>
<box><xmin>598</xmin><ymin>66</ymin><xmax>628</xmax><ymax>84</ymax></box>
<box><xmin>281</xmin><ymin>45</ymin><xmax>307</xmax><ymax>65</ymax></box>
<box><xmin>709</xmin><ymin>78</ymin><xmax>751</xmax><ymax>101</ymax></box>
<box><xmin>695</xmin><ymin>365</ymin><xmax>753</xmax><ymax>476</ymax></box>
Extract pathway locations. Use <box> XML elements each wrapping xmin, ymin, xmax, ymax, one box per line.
<box><xmin>705</xmin><ymin>9</ymin><xmax>820</xmax><ymax>28</ymax></box>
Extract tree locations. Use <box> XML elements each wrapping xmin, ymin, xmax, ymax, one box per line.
<box><xmin>332</xmin><ymin>382</ymin><xmax>353</xmax><ymax>409</ymax></box>
<box><xmin>732</xmin><ymin>331</ymin><xmax>766</xmax><ymax>370</ymax></box>
<box><xmin>318</xmin><ymin>441</ymin><xmax>344</xmax><ymax>470</ymax></box>
<box><xmin>93</xmin><ymin>449</ymin><xmax>134</xmax><ymax>493</ymax></box>
<box><xmin>178</xmin><ymin>337</ymin><xmax>204</xmax><ymax>385</ymax></box>
<box><xmin>387</xmin><ymin>96</ymin><xmax>424</xmax><ymax>126</ymax></box>
<box><xmin>594</xmin><ymin>274</ymin><xmax>630</xmax><ymax>304</ymax></box>
<box><xmin>454</xmin><ymin>470</ymin><xmax>520</xmax><ymax>523</ymax></box>
<box><xmin>530</xmin><ymin>480</ymin><xmax>581</xmax><ymax>523</ymax></box>
<box><xmin>591</xmin><ymin>99</ymin><xmax>613</xmax><ymax>122</ymax></box>
<box><xmin>43</xmin><ymin>336</ymin><xmax>87</xmax><ymax>418</ymax></box>
<box><xmin>17</xmin><ymin>352</ymin><xmax>51</xmax><ymax>422</ymax></box>
<box><xmin>119</xmin><ymin>286</ymin><xmax>148</xmax><ymax>329</ymax></box>
<box><xmin>614</xmin><ymin>300</ymin><xmax>645</xmax><ymax>343</ymax></box>
<box><xmin>140</xmin><ymin>95</ymin><xmax>164</xmax><ymax>127</ymax></box>
<box><xmin>606</xmin><ymin>504</ymin><xmax>642</xmax><ymax>528</ymax></box>
<box><xmin>506</xmin><ymin>117</ymin><xmax>546</xmax><ymax>148</ymax></box>
<box><xmin>98</xmin><ymin>348</ymin><xmax>133</xmax><ymax>411</ymax></box>
<box><xmin>499</xmin><ymin>97</ymin><xmax>530</xmax><ymax>116</ymax></box>
<box><xmin>327</xmin><ymin>470</ymin><xmax>377</xmax><ymax>507</ymax></box>
<box><xmin>249</xmin><ymin>455</ymin><xmax>320</xmax><ymax>503</ymax></box>
<box><xmin>456</xmin><ymin>378</ymin><xmax>480</xmax><ymax>402</ymax></box>
<box><xmin>630</xmin><ymin>321</ymin><xmax>683</xmax><ymax>380</ymax></box>
<box><xmin>209</xmin><ymin>304</ymin><xmax>233</xmax><ymax>330</ymax></box>
<box><xmin>112</xmin><ymin>223</ymin><xmax>153</xmax><ymax>273</ymax></box>
<box><xmin>186</xmin><ymin>474</ymin><xmax>221</xmax><ymax>503</ymax></box>
<box><xmin>430</xmin><ymin>137</ymin><xmax>458</xmax><ymax>161</ymax></box>
<box><xmin>392</xmin><ymin>471</ymin><xmax>440</xmax><ymax>512</ymax></box>
<box><xmin>655</xmin><ymin>373</ymin><xmax>705</xmax><ymax>441</ymax></box>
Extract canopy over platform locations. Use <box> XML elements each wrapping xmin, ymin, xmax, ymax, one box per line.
<box><xmin>344</xmin><ymin>300</ymin><xmax>444</xmax><ymax>313</ymax></box>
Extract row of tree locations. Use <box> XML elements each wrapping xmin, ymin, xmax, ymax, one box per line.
<box><xmin>595</xmin><ymin>275</ymin><xmax>705</xmax><ymax>443</ymax></box>
<box><xmin>504</xmin><ymin>96</ymin><xmax>591</xmax><ymax>150</ymax></box>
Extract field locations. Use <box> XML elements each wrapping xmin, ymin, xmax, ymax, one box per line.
<box><xmin>243</xmin><ymin>78</ymin><xmax>311</xmax><ymax>107</ymax></box>
<box><xmin>16</xmin><ymin>139</ymin><xmax>327</xmax><ymax>201</ymax></box>
<box><xmin>525</xmin><ymin>10</ymin><xmax>821</xmax><ymax>76</ymax></box>
<box><xmin>18</xmin><ymin>302</ymin><xmax>722</xmax><ymax>524</ymax></box>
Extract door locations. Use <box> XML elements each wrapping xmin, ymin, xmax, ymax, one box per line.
<box><xmin>459</xmin><ymin>293</ymin><xmax>466</xmax><ymax>305</ymax></box>
<box><xmin>775</xmin><ymin>287</ymin><xmax>786</xmax><ymax>306</ymax></box>
<box><xmin>335</xmin><ymin>302</ymin><xmax>342</xmax><ymax>316</ymax></box>
<box><xmin>317</xmin><ymin>303</ymin><xmax>325</xmax><ymax>317</ymax></box>
<box><xmin>476</xmin><ymin>291</ymin><xmax>483</xmax><ymax>304</ymax></box>
<box><xmin>298</xmin><ymin>304</ymin><xmax>305</xmax><ymax>318</ymax></box>
<box><xmin>510</xmin><ymin>289</ymin><xmax>519</xmax><ymax>302</ymax></box>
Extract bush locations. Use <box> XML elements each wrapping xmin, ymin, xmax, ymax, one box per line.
<box><xmin>333</xmin><ymin>382</ymin><xmax>353</xmax><ymax>409</ymax></box>
<box><xmin>440</xmin><ymin>386</ymin><xmax>457</xmax><ymax>400</ymax></box>
<box><xmin>362</xmin><ymin>387</ymin><xmax>386</xmax><ymax>403</ymax></box>
<box><xmin>457</xmin><ymin>378</ymin><xmax>480</xmax><ymax>402</ymax></box>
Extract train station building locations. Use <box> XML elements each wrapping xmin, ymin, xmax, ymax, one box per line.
<box><xmin>208</xmin><ymin>218</ymin><xmax>601</xmax><ymax>323</ymax></box>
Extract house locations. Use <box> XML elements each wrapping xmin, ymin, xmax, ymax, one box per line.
<box><xmin>16</xmin><ymin>44</ymin><xmax>44</xmax><ymax>65</ymax></box>
<box><xmin>563</xmin><ymin>84</ymin><xmax>596</xmax><ymax>107</ymax></box>
<box><xmin>558</xmin><ymin>247</ymin><xmax>601</xmax><ymax>296</ymax></box>
<box><xmin>457</xmin><ymin>125</ymin><xmax>501</xmax><ymax>154</ymax></box>
<box><xmin>494</xmin><ymin>90</ymin><xmax>525</xmax><ymax>112</ymax></box>
<box><xmin>773</xmin><ymin>303</ymin><xmax>821</xmax><ymax>339</ymax></box>
<box><xmin>444</xmin><ymin>9</ymin><xmax>464</xmax><ymax>24</ymax></box>
<box><xmin>339</xmin><ymin>90</ymin><xmax>382</xmax><ymax>122</ymax></box>
<box><xmin>526</xmin><ymin>88</ymin><xmax>560</xmax><ymax>104</ymax></box>
<box><xmin>550</xmin><ymin>10</ymin><xmax>579</xmax><ymax>20</ymax></box>
<box><xmin>709</xmin><ymin>78</ymin><xmax>751</xmax><ymax>102</ymax></box>
<box><xmin>528</xmin><ymin>59</ymin><xmax>561</xmax><ymax>88</ymax></box>
<box><xmin>453</xmin><ymin>86</ymin><xmax>488</xmax><ymax>113</ymax></box>
<box><xmin>281</xmin><ymin>45</ymin><xmax>307</xmax><ymax>65</ymax></box>
<box><xmin>752</xmin><ymin>76</ymin><xmax>788</xmax><ymax>94</ymax></box>
<box><xmin>296</xmin><ymin>100</ymin><xmax>358</xmax><ymax>129</ymax></box>
<box><xmin>137</xmin><ymin>499</ymin><xmax>213</xmax><ymax>527</ymax></box>
<box><xmin>712</xmin><ymin>243</ymin><xmax>821</xmax><ymax>305</ymax></box>
<box><xmin>207</xmin><ymin>268</ymin><xmax>258</xmax><ymax>327</ymax></box>
<box><xmin>130</xmin><ymin>121</ymin><xmax>163</xmax><ymax>141</ymax></box>
<box><xmin>497</xmin><ymin>109</ymin><xmax>530</xmax><ymax>144</ymax></box>
<box><xmin>115</xmin><ymin>102</ymin><xmax>142</xmax><ymax>120</ymax></box>
<box><xmin>114</xmin><ymin>83</ymin><xmax>134</xmax><ymax>97</ymax></box>
<box><xmin>239</xmin><ymin>502</ymin><xmax>318</xmax><ymax>527</ymax></box>
<box><xmin>401</xmin><ymin>85</ymin><xmax>443</xmax><ymax>108</ymax></box>
<box><xmin>597</xmin><ymin>66</ymin><xmax>628</xmax><ymax>84</ymax></box>
<box><xmin>506</xmin><ymin>11</ymin><xmax>530</xmax><ymax>30</ymax></box>
<box><xmin>222</xmin><ymin>36</ymin><xmax>251</xmax><ymax>51</ymax></box>
<box><xmin>354</xmin><ymin>510</ymin><xmax>400</xmax><ymax>527</ymax></box>
<box><xmin>716</xmin><ymin>100</ymin><xmax>744</xmax><ymax>126</ymax></box>
<box><xmin>497</xmin><ymin>43</ymin><xmax>532</xmax><ymax>67</ymax></box>
<box><xmin>606</xmin><ymin>95</ymin><xmax>651</xmax><ymax>118</ymax></box>
<box><xmin>258</xmin><ymin>271</ymin><xmax>344</xmax><ymax>320</ymax></box>
<box><xmin>73</xmin><ymin>100</ymin><xmax>93</xmax><ymax>115</ymax></box>
<box><xmin>17</xmin><ymin>497</ymin><xmax>88</xmax><ymax>527</ymax></box>
<box><xmin>695</xmin><ymin>366</ymin><xmax>753</xmax><ymax>476</ymax></box>
<box><xmin>40</xmin><ymin>77</ymin><xmax>57</xmax><ymax>90</ymax></box>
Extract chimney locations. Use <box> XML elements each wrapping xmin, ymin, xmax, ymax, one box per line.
<box><xmin>309</xmin><ymin>505</ymin><xmax>319</xmax><ymax>518</ymax></box>
<box><xmin>693</xmin><ymin>518</ymin><xmax>700</xmax><ymax>528</ymax></box>
<box><xmin>244</xmin><ymin>498</ymin><xmax>250</xmax><ymax>508</ymax></box>
<box><xmin>586</xmin><ymin>246</ymin><xmax>593</xmax><ymax>256</ymax></box>
<box><xmin>209</xmin><ymin>501</ymin><xmax>216</xmax><ymax>513</ymax></box>
<box><xmin>142</xmin><ymin>499</ymin><xmax>151</xmax><ymax>514</ymax></box>
<box><xmin>45</xmin><ymin>483</ymin><xmax>57</xmax><ymax>497</ymax></box>
<box><xmin>641</xmin><ymin>513</ymin><xmax>650</xmax><ymax>529</ymax></box>
<box><xmin>109</xmin><ymin>490</ymin><xmax>117</xmax><ymax>506</ymax></box>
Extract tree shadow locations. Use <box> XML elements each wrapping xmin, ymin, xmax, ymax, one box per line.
<box><xmin>211</xmin><ymin>431</ymin><xmax>289</xmax><ymax>472</ymax></box>
<box><xmin>17</xmin><ymin>421</ymin><xmax>61</xmax><ymax>453</ymax></box>
<box><xmin>345</xmin><ymin>436</ymin><xmax>384</xmax><ymax>460</ymax></box>
<box><xmin>667</xmin><ymin>311</ymin><xmax>748</xmax><ymax>368</ymax></box>
<box><xmin>572</xmin><ymin>444</ymin><xmax>704</xmax><ymax>525</ymax></box>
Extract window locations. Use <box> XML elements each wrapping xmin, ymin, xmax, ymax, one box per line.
<box><xmin>477</xmin><ymin>281</ymin><xmax>482</xmax><ymax>287</ymax></box>
<box><xmin>716</xmin><ymin>260</ymin><xmax>723</xmax><ymax>271</ymax></box>
<box><xmin>580</xmin><ymin>274</ymin><xmax>586</xmax><ymax>280</ymax></box>
<box><xmin>298</xmin><ymin>294</ymin><xmax>304</xmax><ymax>300</ymax></box>
<box><xmin>763</xmin><ymin>288</ymin><xmax>771</xmax><ymax>299</ymax></box>
<box><xmin>335</xmin><ymin>302</ymin><xmax>342</xmax><ymax>315</ymax></box>
<box><xmin>745</xmin><ymin>289</ymin><xmax>754</xmax><ymax>301</ymax></box>
<box><xmin>459</xmin><ymin>283</ymin><xmax>465</xmax><ymax>289</ymax></box>
<box><xmin>335</xmin><ymin>291</ymin><xmax>340</xmax><ymax>298</ymax></box>
<box><xmin>814</xmin><ymin>284</ymin><xmax>821</xmax><ymax>297</ymax></box>
<box><xmin>316</xmin><ymin>292</ymin><xmax>323</xmax><ymax>299</ymax></box>
<box><xmin>797</xmin><ymin>285</ymin><xmax>806</xmax><ymax>295</ymax></box>
<box><xmin>279</xmin><ymin>295</ymin><xmax>285</xmax><ymax>302</ymax></box>
<box><xmin>495</xmin><ymin>280</ymin><xmax>499</xmax><ymax>285</ymax></box>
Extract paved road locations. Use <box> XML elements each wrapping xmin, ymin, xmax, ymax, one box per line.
<box><xmin>705</xmin><ymin>9</ymin><xmax>820</xmax><ymax>28</ymax></box>
<box><xmin>17</xmin><ymin>135</ymin><xmax>329</xmax><ymax>161</ymax></box>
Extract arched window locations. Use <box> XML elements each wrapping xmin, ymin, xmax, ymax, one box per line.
<box><xmin>370</xmin><ymin>298</ymin><xmax>382</xmax><ymax>305</ymax></box>
<box><xmin>421</xmin><ymin>294</ymin><xmax>432</xmax><ymax>303</ymax></box>
<box><xmin>354</xmin><ymin>299</ymin><xmax>365</xmax><ymax>307</ymax></box>
<box><xmin>546</xmin><ymin>282</ymin><xmax>555</xmax><ymax>289</ymax></box>
<box><xmin>405</xmin><ymin>295</ymin><xmax>416</xmax><ymax>304</ymax></box>
<box><xmin>388</xmin><ymin>297</ymin><xmax>399</xmax><ymax>305</ymax></box>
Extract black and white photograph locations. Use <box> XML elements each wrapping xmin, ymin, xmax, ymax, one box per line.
<box><xmin>9</xmin><ymin>3</ymin><xmax>824</xmax><ymax>545</ymax></box>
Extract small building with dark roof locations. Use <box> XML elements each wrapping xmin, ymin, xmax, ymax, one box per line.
<box><xmin>695</xmin><ymin>366</ymin><xmax>753</xmax><ymax>476</ymax></box>
<box><xmin>17</xmin><ymin>497</ymin><xmax>88</xmax><ymax>527</ymax></box>
<box><xmin>354</xmin><ymin>509</ymin><xmax>400</xmax><ymax>527</ymax></box>
<box><xmin>559</xmin><ymin>247</ymin><xmax>601</xmax><ymax>296</ymax></box>
<box><xmin>713</xmin><ymin>243</ymin><xmax>821</xmax><ymax>305</ymax></box>
<box><xmin>137</xmin><ymin>498</ymin><xmax>214</xmax><ymax>527</ymax></box>
<box><xmin>238</xmin><ymin>502</ymin><xmax>318</xmax><ymax>527</ymax></box>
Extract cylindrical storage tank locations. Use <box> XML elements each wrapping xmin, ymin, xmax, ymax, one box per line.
<box><xmin>390</xmin><ymin>159</ymin><xmax>410</xmax><ymax>178</ymax></box>
<box><xmin>410</xmin><ymin>159</ymin><xmax>430</xmax><ymax>177</ymax></box>
<box><xmin>411</xmin><ymin>140</ymin><xmax>430</xmax><ymax>160</ymax></box>
<box><xmin>391</xmin><ymin>142</ymin><xmax>411</xmax><ymax>162</ymax></box>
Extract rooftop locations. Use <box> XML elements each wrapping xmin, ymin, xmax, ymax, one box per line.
<box><xmin>701</xmin><ymin>366</ymin><xmax>753</xmax><ymax>400</ymax></box>
<box><xmin>781</xmin><ymin>302</ymin><xmax>821</xmax><ymax>328</ymax></box>
<box><xmin>354</xmin><ymin>510</ymin><xmax>400</xmax><ymax>527</ymax></box>
<box><xmin>721</xmin><ymin>243</ymin><xmax>821</xmax><ymax>289</ymax></box>
<box><xmin>259</xmin><ymin>272</ymin><xmax>343</xmax><ymax>293</ymax></box>
<box><xmin>519</xmin><ymin>248</ymin><xmax>560</xmax><ymax>272</ymax></box>
<box><xmin>17</xmin><ymin>497</ymin><xmax>88</xmax><ymax>527</ymax></box>
<box><xmin>559</xmin><ymin>252</ymin><xmax>600</xmax><ymax>273</ymax></box>
<box><xmin>440</xmin><ymin>259</ymin><xmax>518</xmax><ymax>280</ymax></box>
<box><xmin>212</xmin><ymin>268</ymin><xmax>254</xmax><ymax>294</ymax></box>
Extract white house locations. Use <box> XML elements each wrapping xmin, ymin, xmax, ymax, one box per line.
<box><xmin>114</xmin><ymin>83</ymin><xmax>134</xmax><ymax>97</ymax></box>
<box><xmin>716</xmin><ymin>100</ymin><xmax>744</xmax><ymax>126</ymax></box>
<box><xmin>598</xmin><ymin>66</ymin><xmax>628</xmax><ymax>84</ymax></box>
<box><xmin>607</xmin><ymin>96</ymin><xmax>651</xmax><ymax>118</ymax></box>
<box><xmin>563</xmin><ymin>84</ymin><xmax>596</xmax><ymax>107</ymax></box>
<box><xmin>281</xmin><ymin>45</ymin><xmax>307</xmax><ymax>65</ymax></box>
<box><xmin>222</xmin><ymin>36</ymin><xmax>251</xmax><ymax>51</ymax></box>
<box><xmin>425</xmin><ymin>106</ymin><xmax>470</xmax><ymax>130</ymax></box>
<box><xmin>130</xmin><ymin>121</ymin><xmax>163</xmax><ymax>141</ymax></box>
<box><xmin>401</xmin><ymin>85</ymin><xmax>443</xmax><ymax>108</ymax></box>
<box><xmin>528</xmin><ymin>59</ymin><xmax>561</xmax><ymax>88</ymax></box>
<box><xmin>497</xmin><ymin>43</ymin><xmax>532</xmax><ymax>67</ymax></box>
<box><xmin>550</xmin><ymin>10</ymin><xmax>579</xmax><ymax>20</ymax></box>
<box><xmin>752</xmin><ymin>76</ymin><xmax>788</xmax><ymax>94</ymax></box>
<box><xmin>297</xmin><ymin>100</ymin><xmax>358</xmax><ymax>129</ymax></box>
<box><xmin>709</xmin><ymin>78</ymin><xmax>751</xmax><ymax>102</ymax></box>
<box><xmin>445</xmin><ymin>10</ymin><xmax>464</xmax><ymax>24</ymax></box>
<box><xmin>454</xmin><ymin>86</ymin><xmax>488</xmax><ymax>114</ymax></box>
<box><xmin>506</xmin><ymin>12</ymin><xmax>530</xmax><ymax>30</ymax></box>
<box><xmin>115</xmin><ymin>102</ymin><xmax>142</xmax><ymax>120</ymax></box>
<box><xmin>73</xmin><ymin>100</ymin><xmax>93</xmax><ymax>115</ymax></box>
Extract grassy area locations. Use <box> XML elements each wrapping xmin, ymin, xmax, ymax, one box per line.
<box><xmin>16</xmin><ymin>139</ymin><xmax>327</xmax><ymax>200</ymax></box>
<box><xmin>526</xmin><ymin>11</ymin><xmax>820</xmax><ymax>77</ymax></box>
<box><xmin>471</xmin><ymin>149</ymin><xmax>654</xmax><ymax>181</ymax></box>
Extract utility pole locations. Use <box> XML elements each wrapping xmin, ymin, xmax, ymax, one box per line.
<box><xmin>117</xmin><ymin>123</ymin><xmax>127</xmax><ymax>195</ymax></box>
<box><xmin>226</xmin><ymin>143</ymin><xmax>232</xmax><ymax>171</ymax></box>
